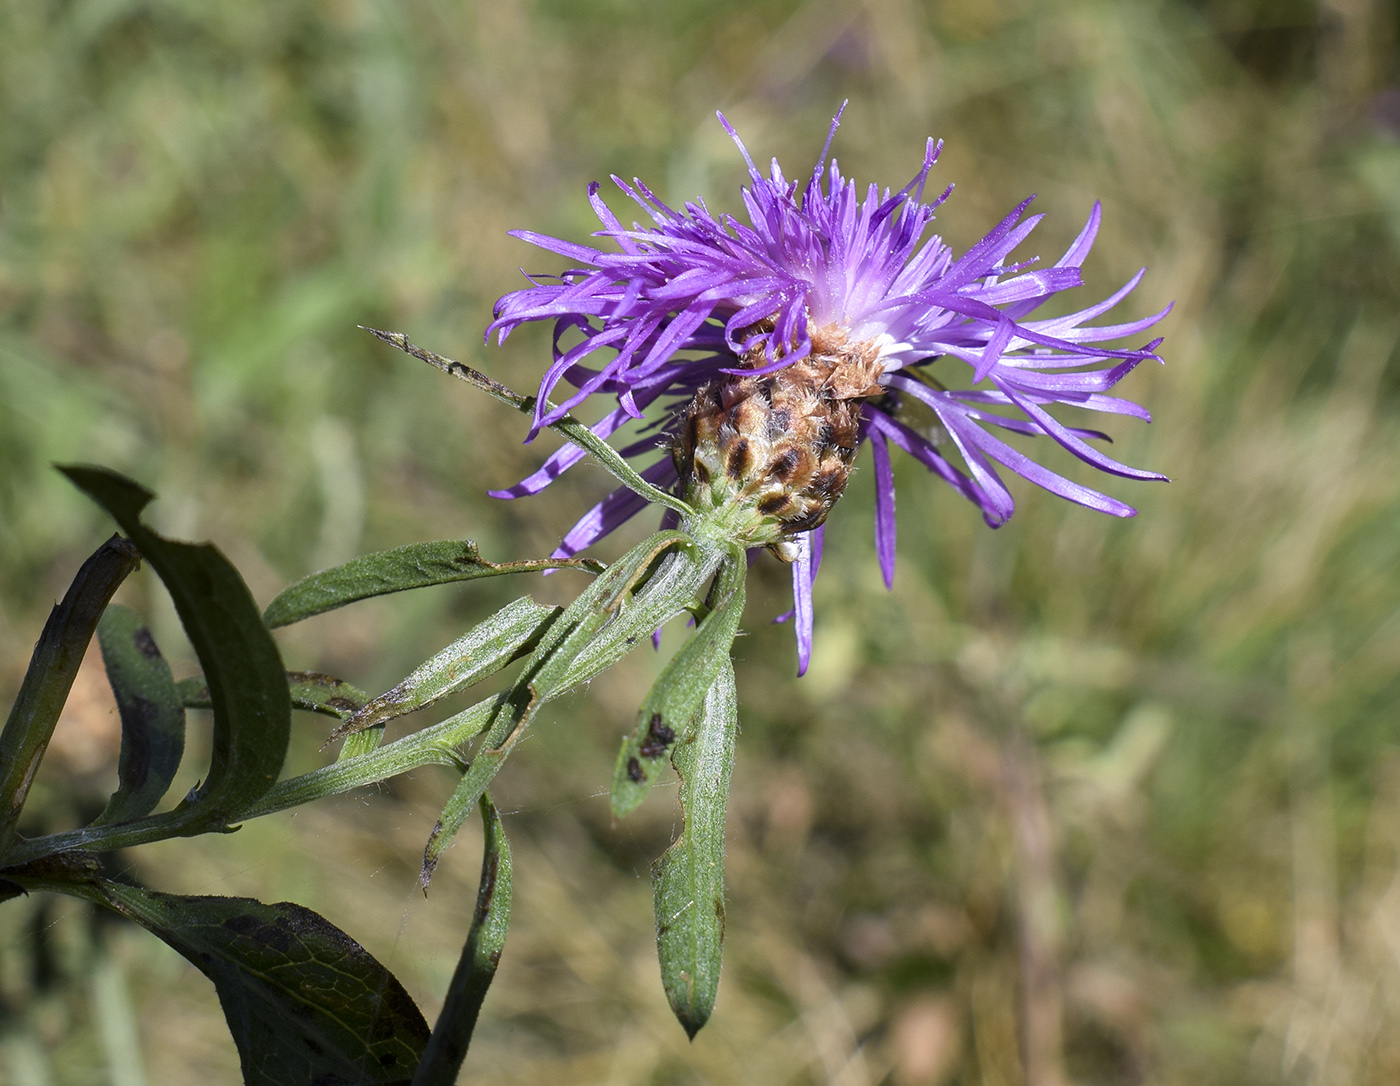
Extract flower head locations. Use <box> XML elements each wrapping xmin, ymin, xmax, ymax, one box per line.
<box><xmin>489</xmin><ymin>106</ymin><xmax>1169</xmax><ymax>672</ymax></box>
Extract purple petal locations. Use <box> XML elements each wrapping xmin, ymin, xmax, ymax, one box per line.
<box><xmin>971</xmin><ymin>314</ymin><xmax>1016</xmax><ymax>385</ymax></box>
<box><xmin>882</xmin><ymin>375</ymin><xmax>1017</xmax><ymax>524</ymax></box>
<box><xmin>998</xmin><ymin>383</ymin><xmax>1168</xmax><ymax>482</ymax></box>
<box><xmin>950</xmin><ymin>412</ymin><xmax>1139</xmax><ymax>517</ymax></box>
<box><xmin>862</xmin><ymin>405</ymin><xmax>991</xmax><ymax>512</ymax></box>
<box><xmin>870</xmin><ymin>429</ymin><xmax>897</xmax><ymax>588</ymax></box>
<box><xmin>791</xmin><ymin>541</ymin><xmax>812</xmax><ymax>675</ymax></box>
<box><xmin>490</xmin><ymin>397</ymin><xmax>661</xmax><ymax>499</ymax></box>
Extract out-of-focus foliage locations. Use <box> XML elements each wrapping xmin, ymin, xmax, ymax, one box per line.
<box><xmin>2</xmin><ymin>1</ymin><xmax>1399</xmax><ymax>1084</ymax></box>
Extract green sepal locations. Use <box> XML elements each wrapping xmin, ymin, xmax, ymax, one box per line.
<box><xmin>611</xmin><ymin>549</ymin><xmax>745</xmax><ymax>818</ymax></box>
<box><xmin>261</xmin><ymin>540</ymin><xmax>601</xmax><ymax>628</ymax></box>
<box><xmin>91</xmin><ymin>605</ymin><xmax>186</xmax><ymax>827</ymax></box>
<box><xmin>653</xmin><ymin>659</ymin><xmax>737</xmax><ymax>1039</ymax></box>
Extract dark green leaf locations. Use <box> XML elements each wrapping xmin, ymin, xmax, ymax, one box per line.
<box><xmin>0</xmin><ymin>534</ymin><xmax>141</xmax><ymax>848</ymax></box>
<box><xmin>611</xmin><ymin>551</ymin><xmax>745</xmax><ymax>817</ymax></box>
<box><xmin>262</xmin><ymin>540</ymin><xmax>601</xmax><ymax>628</ymax></box>
<box><xmin>653</xmin><ymin>660</ymin><xmax>737</xmax><ymax>1039</ymax></box>
<box><xmin>12</xmin><ymin>874</ymin><xmax>428</xmax><ymax>1086</ymax></box>
<box><xmin>91</xmin><ymin>605</ymin><xmax>186</xmax><ymax>826</ymax></box>
<box><xmin>59</xmin><ymin>466</ymin><xmax>291</xmax><ymax>831</ymax></box>
<box><xmin>331</xmin><ymin>598</ymin><xmax>557</xmax><ymax>743</ymax></box>
<box><xmin>411</xmin><ymin>793</ymin><xmax>512</xmax><ymax>1086</ymax></box>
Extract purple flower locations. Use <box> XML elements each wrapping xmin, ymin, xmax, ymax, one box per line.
<box><xmin>488</xmin><ymin>107</ymin><xmax>1168</xmax><ymax>672</ymax></box>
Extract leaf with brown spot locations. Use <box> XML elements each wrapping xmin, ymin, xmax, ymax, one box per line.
<box><xmin>611</xmin><ymin>550</ymin><xmax>745</xmax><ymax>818</ymax></box>
<box><xmin>91</xmin><ymin>605</ymin><xmax>186</xmax><ymax>826</ymax></box>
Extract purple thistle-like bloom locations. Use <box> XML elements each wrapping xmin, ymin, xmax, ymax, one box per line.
<box><xmin>488</xmin><ymin>107</ymin><xmax>1168</xmax><ymax>672</ymax></box>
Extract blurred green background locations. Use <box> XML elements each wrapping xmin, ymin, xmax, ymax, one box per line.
<box><xmin>3</xmin><ymin>0</ymin><xmax>1400</xmax><ymax>1083</ymax></box>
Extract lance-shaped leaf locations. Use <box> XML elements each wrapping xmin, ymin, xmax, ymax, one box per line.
<box><xmin>611</xmin><ymin>551</ymin><xmax>745</xmax><ymax>818</ymax></box>
<box><xmin>286</xmin><ymin>672</ymin><xmax>370</xmax><ymax>720</ymax></box>
<box><xmin>332</xmin><ymin>598</ymin><xmax>558</xmax><ymax>743</ymax></box>
<box><xmin>180</xmin><ymin>672</ymin><xmax>370</xmax><ymax>722</ymax></box>
<box><xmin>262</xmin><ymin>540</ymin><xmax>601</xmax><ymax>628</ymax></box>
<box><xmin>91</xmin><ymin>605</ymin><xmax>186</xmax><ymax>827</ymax></box>
<box><xmin>412</xmin><ymin>793</ymin><xmax>512</xmax><ymax>1086</ymax></box>
<box><xmin>364</xmin><ymin>328</ymin><xmax>694</xmax><ymax>519</ymax></box>
<box><xmin>526</xmin><ymin>531</ymin><xmax>692</xmax><ymax>701</ymax></box>
<box><xmin>0</xmin><ymin>535</ymin><xmax>140</xmax><ymax>847</ymax></box>
<box><xmin>653</xmin><ymin>659</ymin><xmax>738</xmax><ymax>1039</ymax></box>
<box><xmin>419</xmin><ymin>532</ymin><xmax>695</xmax><ymax>889</ymax></box>
<box><xmin>9</xmin><ymin>872</ymin><xmax>429</xmax><ymax>1086</ymax></box>
<box><xmin>60</xmin><ymin>466</ymin><xmax>290</xmax><ymax>830</ymax></box>
<box><xmin>182</xmin><ymin>671</ymin><xmax>383</xmax><ymax>764</ymax></box>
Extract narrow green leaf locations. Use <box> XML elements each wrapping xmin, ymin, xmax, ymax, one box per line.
<box><xmin>10</xmin><ymin>873</ymin><xmax>429</xmax><ymax>1085</ymax></box>
<box><xmin>336</xmin><ymin>726</ymin><xmax>386</xmax><ymax>761</ymax></box>
<box><xmin>611</xmin><ymin>551</ymin><xmax>745</xmax><ymax>818</ymax></box>
<box><xmin>653</xmin><ymin>659</ymin><xmax>738</xmax><ymax>1039</ymax></box>
<box><xmin>363</xmin><ymin>329</ymin><xmax>694</xmax><ymax>519</ymax></box>
<box><xmin>59</xmin><ymin>466</ymin><xmax>290</xmax><ymax>831</ymax></box>
<box><xmin>412</xmin><ymin>793</ymin><xmax>512</xmax><ymax>1086</ymax></box>
<box><xmin>180</xmin><ymin>672</ymin><xmax>369</xmax><ymax>722</ymax></box>
<box><xmin>185</xmin><ymin>669</ymin><xmax>381</xmax><ymax>761</ymax></box>
<box><xmin>0</xmin><ymin>535</ymin><xmax>140</xmax><ymax>848</ymax></box>
<box><xmin>417</xmin><ymin>697</ymin><xmax>524</xmax><ymax>892</ymax></box>
<box><xmin>175</xmin><ymin>675</ymin><xmax>208</xmax><ymax>707</ymax></box>
<box><xmin>262</xmin><ymin>540</ymin><xmax>601</xmax><ymax>628</ymax></box>
<box><xmin>287</xmin><ymin>672</ymin><xmax>371</xmax><ymax>720</ymax></box>
<box><xmin>418</xmin><ymin>532</ymin><xmax>694</xmax><ymax>889</ymax></box>
<box><xmin>526</xmin><ymin>530</ymin><xmax>693</xmax><ymax>703</ymax></box>
<box><xmin>331</xmin><ymin>598</ymin><xmax>558</xmax><ymax>743</ymax></box>
<box><xmin>91</xmin><ymin>605</ymin><xmax>186</xmax><ymax>827</ymax></box>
